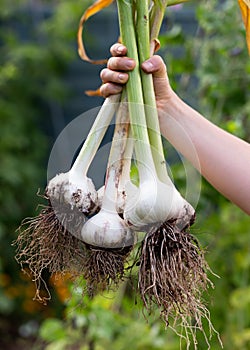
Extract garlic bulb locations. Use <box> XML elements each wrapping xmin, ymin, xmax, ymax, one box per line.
<box><xmin>82</xmin><ymin>209</ymin><xmax>134</xmax><ymax>248</ymax></box>
<box><xmin>46</xmin><ymin>171</ymin><xmax>97</xmax><ymax>214</ymax></box>
<box><xmin>124</xmin><ymin>174</ymin><xmax>194</xmax><ymax>229</ymax></box>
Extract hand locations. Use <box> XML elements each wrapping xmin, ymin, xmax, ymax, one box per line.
<box><xmin>100</xmin><ymin>43</ymin><xmax>175</xmax><ymax>110</ymax></box>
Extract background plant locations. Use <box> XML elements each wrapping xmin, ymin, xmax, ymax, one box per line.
<box><xmin>1</xmin><ymin>0</ymin><xmax>249</xmax><ymax>349</ymax></box>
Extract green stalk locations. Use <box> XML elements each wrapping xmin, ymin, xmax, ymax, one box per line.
<box><xmin>149</xmin><ymin>0</ymin><xmax>168</xmax><ymax>46</ymax></box>
<box><xmin>167</xmin><ymin>0</ymin><xmax>191</xmax><ymax>5</ymax></box>
<box><xmin>136</xmin><ymin>0</ymin><xmax>170</xmax><ymax>183</ymax></box>
<box><xmin>150</xmin><ymin>0</ymin><xmax>191</xmax><ymax>49</ymax></box>
<box><xmin>71</xmin><ymin>94</ymin><xmax>120</xmax><ymax>175</ymax></box>
<box><xmin>116</xmin><ymin>0</ymin><xmax>155</xmax><ymax>183</ymax></box>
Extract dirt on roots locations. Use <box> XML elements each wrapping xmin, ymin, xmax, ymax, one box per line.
<box><xmin>138</xmin><ymin>219</ymin><xmax>217</xmax><ymax>347</ymax></box>
<box><xmin>14</xmin><ymin>198</ymin><xmax>132</xmax><ymax>302</ymax></box>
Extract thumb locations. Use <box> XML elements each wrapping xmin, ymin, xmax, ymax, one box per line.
<box><xmin>141</xmin><ymin>55</ymin><xmax>167</xmax><ymax>79</ymax></box>
<box><xmin>141</xmin><ymin>55</ymin><xmax>172</xmax><ymax>102</ymax></box>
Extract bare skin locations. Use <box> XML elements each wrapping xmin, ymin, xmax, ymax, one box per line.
<box><xmin>100</xmin><ymin>43</ymin><xmax>250</xmax><ymax>215</ymax></box>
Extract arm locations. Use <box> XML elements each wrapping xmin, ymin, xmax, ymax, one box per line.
<box><xmin>100</xmin><ymin>44</ymin><xmax>250</xmax><ymax>215</ymax></box>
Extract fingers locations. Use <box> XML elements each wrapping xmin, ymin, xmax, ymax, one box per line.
<box><xmin>100</xmin><ymin>44</ymin><xmax>168</xmax><ymax>98</ymax></box>
<box><xmin>105</xmin><ymin>55</ymin><xmax>165</xmax><ymax>78</ymax></box>
<box><xmin>100</xmin><ymin>68</ymin><xmax>129</xmax><ymax>98</ymax></box>
<box><xmin>100</xmin><ymin>44</ymin><xmax>135</xmax><ymax>98</ymax></box>
<box><xmin>108</xmin><ymin>43</ymin><xmax>135</xmax><ymax>71</ymax></box>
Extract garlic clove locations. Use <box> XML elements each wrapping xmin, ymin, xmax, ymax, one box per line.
<box><xmin>81</xmin><ymin>209</ymin><xmax>134</xmax><ymax>248</ymax></box>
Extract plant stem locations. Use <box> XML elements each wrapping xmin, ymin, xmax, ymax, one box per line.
<box><xmin>168</xmin><ymin>0</ymin><xmax>191</xmax><ymax>5</ymax></box>
<box><xmin>136</xmin><ymin>0</ymin><xmax>170</xmax><ymax>183</ymax></box>
<box><xmin>150</xmin><ymin>0</ymin><xmax>191</xmax><ymax>43</ymax></box>
<box><xmin>119</xmin><ymin>127</ymin><xmax>134</xmax><ymax>190</ymax></box>
<box><xmin>149</xmin><ymin>0</ymin><xmax>168</xmax><ymax>47</ymax></box>
<box><xmin>113</xmin><ymin>93</ymin><xmax>134</xmax><ymax>191</ymax></box>
<box><xmin>117</xmin><ymin>0</ymin><xmax>155</xmax><ymax>182</ymax></box>
<box><xmin>102</xmin><ymin>91</ymin><xmax>130</xmax><ymax>212</ymax></box>
<box><xmin>71</xmin><ymin>94</ymin><xmax>120</xmax><ymax>175</ymax></box>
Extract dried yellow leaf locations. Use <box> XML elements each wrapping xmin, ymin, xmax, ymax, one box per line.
<box><xmin>85</xmin><ymin>87</ymin><xmax>102</xmax><ymax>96</ymax></box>
<box><xmin>78</xmin><ymin>0</ymin><xmax>114</xmax><ymax>64</ymax></box>
<box><xmin>242</xmin><ymin>0</ymin><xmax>250</xmax><ymax>7</ymax></box>
<box><xmin>238</xmin><ymin>0</ymin><xmax>250</xmax><ymax>54</ymax></box>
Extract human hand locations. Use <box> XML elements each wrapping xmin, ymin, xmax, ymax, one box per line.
<box><xmin>100</xmin><ymin>43</ymin><xmax>175</xmax><ymax>110</ymax></box>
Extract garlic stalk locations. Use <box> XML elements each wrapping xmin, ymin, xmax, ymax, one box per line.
<box><xmin>136</xmin><ymin>0</ymin><xmax>195</xmax><ymax>228</ymax></box>
<box><xmin>110</xmin><ymin>94</ymin><xmax>138</xmax><ymax>215</ymax></box>
<box><xmin>117</xmin><ymin>0</ymin><xmax>160</xmax><ymax>228</ymax></box>
<box><xmin>167</xmin><ymin>0</ymin><xmax>190</xmax><ymax>5</ymax></box>
<box><xmin>80</xmin><ymin>93</ymin><xmax>135</xmax><ymax>292</ymax></box>
<box><xmin>97</xmin><ymin>97</ymin><xmax>137</xmax><ymax>214</ymax></box>
<box><xmin>46</xmin><ymin>94</ymin><xmax>120</xmax><ymax>238</ymax></box>
<box><xmin>81</xmin><ymin>93</ymin><xmax>134</xmax><ymax>249</ymax></box>
<box><xmin>133</xmin><ymin>2</ymin><xmax>216</xmax><ymax>347</ymax></box>
<box><xmin>117</xmin><ymin>0</ymin><xmax>186</xmax><ymax>229</ymax></box>
<box><xmin>117</xmin><ymin>128</ymin><xmax>137</xmax><ymax>214</ymax></box>
<box><xmin>14</xmin><ymin>94</ymin><xmax>121</xmax><ymax>302</ymax></box>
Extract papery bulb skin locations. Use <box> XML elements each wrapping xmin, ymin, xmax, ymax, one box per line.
<box><xmin>97</xmin><ymin>185</ymin><xmax>105</xmax><ymax>208</ymax></box>
<box><xmin>46</xmin><ymin>171</ymin><xmax>98</xmax><ymax>214</ymax></box>
<box><xmin>124</xmin><ymin>179</ymin><xmax>194</xmax><ymax>230</ymax></box>
<box><xmin>117</xmin><ymin>180</ymin><xmax>138</xmax><ymax>214</ymax></box>
<box><xmin>97</xmin><ymin>182</ymin><xmax>138</xmax><ymax>215</ymax></box>
<box><xmin>174</xmin><ymin>199</ymin><xmax>196</xmax><ymax>230</ymax></box>
<box><xmin>81</xmin><ymin>210</ymin><xmax>134</xmax><ymax>248</ymax></box>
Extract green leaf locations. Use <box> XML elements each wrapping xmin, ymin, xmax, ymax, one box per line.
<box><xmin>39</xmin><ymin>318</ymin><xmax>66</xmax><ymax>342</ymax></box>
<box><xmin>230</xmin><ymin>287</ymin><xmax>250</xmax><ymax>309</ymax></box>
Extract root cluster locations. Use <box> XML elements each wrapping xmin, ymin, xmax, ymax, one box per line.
<box><xmin>138</xmin><ymin>220</ymin><xmax>216</xmax><ymax>347</ymax></box>
<box><xmin>82</xmin><ymin>245</ymin><xmax>132</xmax><ymax>297</ymax></box>
<box><xmin>14</xmin><ymin>201</ymin><xmax>220</xmax><ymax>347</ymax></box>
<box><xmin>14</xmin><ymin>201</ymin><xmax>87</xmax><ymax>303</ymax></box>
<box><xmin>14</xmin><ymin>198</ymin><xmax>132</xmax><ymax>302</ymax></box>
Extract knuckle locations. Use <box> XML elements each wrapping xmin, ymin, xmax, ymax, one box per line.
<box><xmin>107</xmin><ymin>57</ymin><xmax>118</xmax><ymax>70</ymax></box>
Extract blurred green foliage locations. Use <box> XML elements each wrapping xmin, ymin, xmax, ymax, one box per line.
<box><xmin>0</xmin><ymin>0</ymin><xmax>249</xmax><ymax>349</ymax></box>
<box><xmin>0</xmin><ymin>0</ymin><xmax>84</xmax><ymax>343</ymax></box>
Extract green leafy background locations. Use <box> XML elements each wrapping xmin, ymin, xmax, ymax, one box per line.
<box><xmin>0</xmin><ymin>0</ymin><xmax>249</xmax><ymax>349</ymax></box>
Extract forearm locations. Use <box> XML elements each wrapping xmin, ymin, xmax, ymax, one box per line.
<box><xmin>159</xmin><ymin>92</ymin><xmax>250</xmax><ymax>214</ymax></box>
